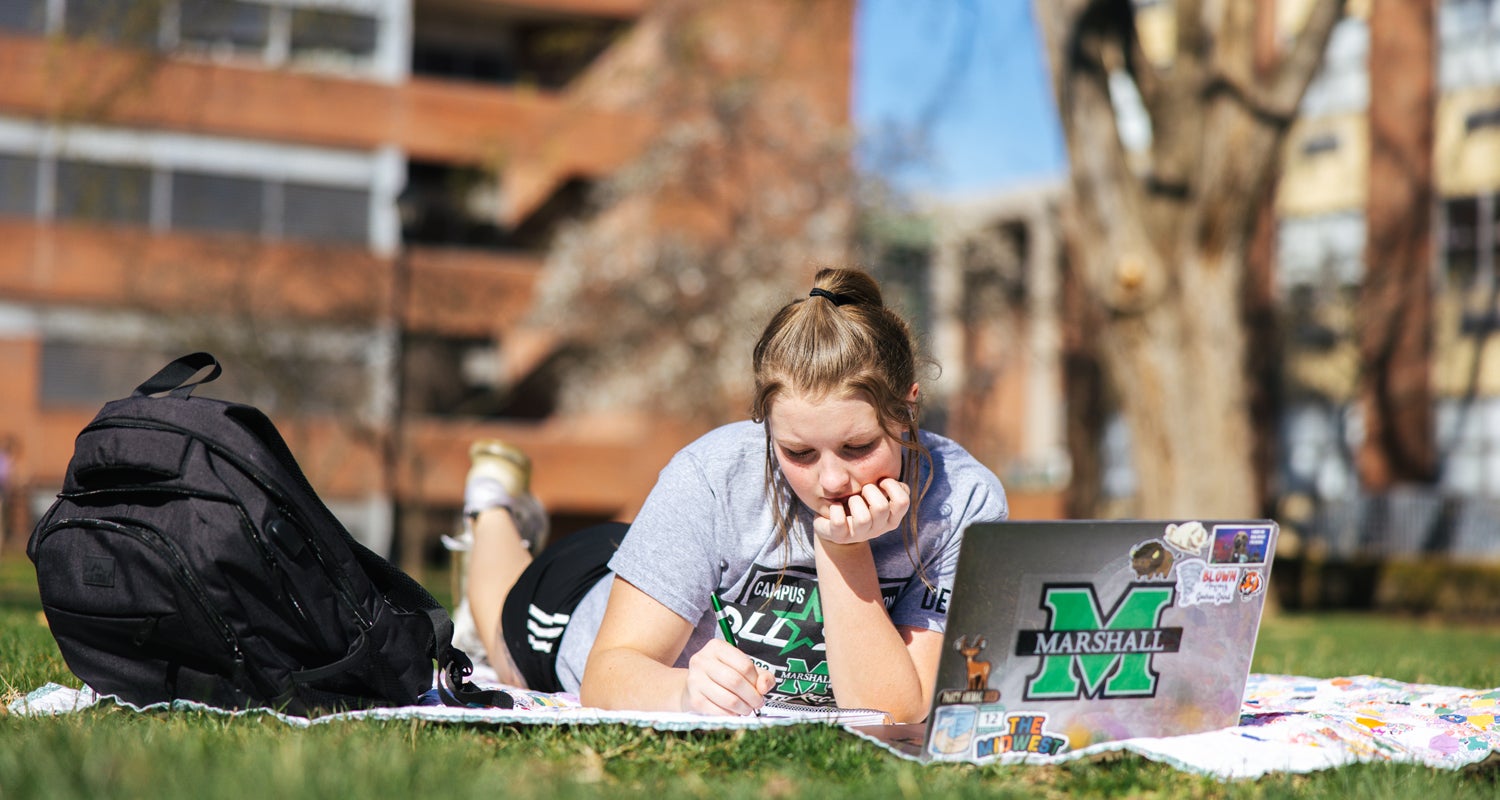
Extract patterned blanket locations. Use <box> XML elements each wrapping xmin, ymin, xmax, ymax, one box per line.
<box><xmin>12</xmin><ymin>674</ymin><xmax>1500</xmax><ymax>780</ymax></box>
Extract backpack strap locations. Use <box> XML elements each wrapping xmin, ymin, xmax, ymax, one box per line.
<box><xmin>134</xmin><ymin>352</ymin><xmax>222</xmax><ymax>399</ymax></box>
<box><xmin>426</xmin><ymin>608</ymin><xmax>514</xmax><ymax>709</ymax></box>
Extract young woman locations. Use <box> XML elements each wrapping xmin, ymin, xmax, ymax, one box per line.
<box><xmin>463</xmin><ymin>268</ymin><xmax>1008</xmax><ymax>722</ymax></box>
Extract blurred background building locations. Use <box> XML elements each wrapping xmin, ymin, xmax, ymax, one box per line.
<box><xmin>1270</xmin><ymin>0</ymin><xmax>1500</xmax><ymax>568</ymax></box>
<box><xmin>0</xmin><ymin>0</ymin><xmax>853</xmax><ymax>571</ymax></box>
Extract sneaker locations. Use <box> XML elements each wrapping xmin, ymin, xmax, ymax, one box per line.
<box><xmin>462</xmin><ymin>439</ymin><xmax>548</xmax><ymax>554</ymax></box>
<box><xmin>442</xmin><ymin>439</ymin><xmax>549</xmax><ymax>665</ymax></box>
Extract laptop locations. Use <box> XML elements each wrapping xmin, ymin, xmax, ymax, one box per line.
<box><xmin>850</xmin><ymin>519</ymin><xmax>1278</xmax><ymax>762</ymax></box>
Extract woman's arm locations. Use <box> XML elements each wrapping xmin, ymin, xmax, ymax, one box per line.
<box><xmin>815</xmin><ymin>536</ymin><xmax>944</xmax><ymax>722</ymax></box>
<box><xmin>813</xmin><ymin>476</ymin><xmax>942</xmax><ymax>722</ymax></box>
<box><xmin>580</xmin><ymin>576</ymin><xmax>773</xmax><ymax>714</ymax></box>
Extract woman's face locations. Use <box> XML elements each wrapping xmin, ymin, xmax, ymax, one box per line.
<box><xmin>766</xmin><ymin>391</ymin><xmax>905</xmax><ymax>519</ymax></box>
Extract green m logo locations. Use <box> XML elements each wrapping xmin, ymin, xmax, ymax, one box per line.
<box><xmin>776</xmin><ymin>658</ymin><xmax>831</xmax><ymax>696</ymax></box>
<box><xmin>1016</xmin><ymin>583</ymin><xmax>1181</xmax><ymax>701</ymax></box>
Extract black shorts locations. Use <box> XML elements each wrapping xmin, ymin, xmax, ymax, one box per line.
<box><xmin>501</xmin><ymin>521</ymin><xmax>624</xmax><ymax>693</ymax></box>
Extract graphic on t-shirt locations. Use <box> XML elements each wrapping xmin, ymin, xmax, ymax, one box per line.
<box><xmin>718</xmin><ymin>564</ymin><xmax>907</xmax><ymax>704</ymax></box>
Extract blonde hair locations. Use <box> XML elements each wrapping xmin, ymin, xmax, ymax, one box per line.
<box><xmin>750</xmin><ymin>268</ymin><xmax>934</xmax><ymax>567</ymax></box>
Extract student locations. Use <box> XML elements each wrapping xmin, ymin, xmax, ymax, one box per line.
<box><xmin>462</xmin><ymin>268</ymin><xmax>1008</xmax><ymax>723</ymax></box>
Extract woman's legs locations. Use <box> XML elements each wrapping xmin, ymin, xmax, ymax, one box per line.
<box><xmin>457</xmin><ymin>438</ymin><xmax>547</xmax><ymax>688</ymax></box>
<box><xmin>467</xmin><ymin>507</ymin><xmax>533</xmax><ymax>687</ymax></box>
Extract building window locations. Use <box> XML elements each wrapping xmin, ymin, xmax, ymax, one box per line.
<box><xmin>289</xmin><ymin>8</ymin><xmax>378</xmax><ymax>58</ymax></box>
<box><xmin>178</xmin><ymin>0</ymin><xmax>271</xmax><ymax>52</ymax></box>
<box><xmin>281</xmin><ymin>182</ymin><xmax>369</xmax><ymax>244</ymax></box>
<box><xmin>411</xmin><ymin>3</ymin><xmax>624</xmax><ymax>89</ymax></box>
<box><xmin>0</xmin><ymin>0</ymin><xmax>47</xmax><ymax>33</ymax></box>
<box><xmin>1444</xmin><ymin>196</ymin><xmax>1483</xmax><ymax>290</ymax></box>
<box><xmin>1300</xmin><ymin>134</ymin><xmax>1341</xmax><ymax>157</ymax></box>
<box><xmin>0</xmin><ymin>121</ymin><xmax>383</xmax><ymax>248</ymax></box>
<box><xmin>0</xmin><ymin>154</ymin><xmax>38</xmax><ymax>217</ymax></box>
<box><xmin>1439</xmin><ymin>195</ymin><xmax>1500</xmax><ymax>333</ymax></box>
<box><xmin>1277</xmin><ymin>213</ymin><xmax>1366</xmax><ymax>289</ymax></box>
<box><xmin>64</xmin><ymin>0</ymin><xmax>161</xmax><ymax>49</ymax></box>
<box><xmin>40</xmin><ymin>1</ymin><xmax>395</xmax><ymax>80</ymax></box>
<box><xmin>54</xmin><ymin>159</ymin><xmax>152</xmax><ymax>225</ymax></box>
<box><xmin>39</xmin><ymin>340</ymin><xmax>164</xmax><ymax>407</ymax></box>
<box><xmin>1465</xmin><ymin>106</ymin><xmax>1500</xmax><ymax>133</ymax></box>
<box><xmin>40</xmin><ymin>334</ymin><xmax>372</xmax><ymax>413</ymax></box>
<box><xmin>171</xmin><ymin>170</ymin><xmax>265</xmax><ymax>236</ymax></box>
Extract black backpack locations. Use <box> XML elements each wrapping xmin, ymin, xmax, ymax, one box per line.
<box><xmin>28</xmin><ymin>352</ymin><xmax>510</xmax><ymax>714</ymax></box>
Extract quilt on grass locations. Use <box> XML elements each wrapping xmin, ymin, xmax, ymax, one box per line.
<box><xmin>12</xmin><ymin>674</ymin><xmax>1500</xmax><ymax>780</ymax></box>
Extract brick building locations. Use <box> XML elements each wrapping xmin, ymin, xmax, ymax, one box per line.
<box><xmin>0</xmin><ymin>0</ymin><xmax>854</xmax><ymax>566</ymax></box>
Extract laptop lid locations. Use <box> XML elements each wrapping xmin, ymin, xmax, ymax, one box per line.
<box><xmin>920</xmin><ymin>520</ymin><xmax>1278</xmax><ymax>762</ymax></box>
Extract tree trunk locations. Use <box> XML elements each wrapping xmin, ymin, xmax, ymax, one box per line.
<box><xmin>1101</xmin><ymin>249</ymin><xmax>1260</xmax><ymax>516</ymax></box>
<box><xmin>1357</xmin><ymin>0</ymin><xmax>1437</xmax><ymax>489</ymax></box>
<box><xmin>1245</xmin><ymin>181</ymin><xmax>1283</xmax><ymax>518</ymax></box>
<box><xmin>1059</xmin><ymin>200</ymin><xmax>1108</xmax><ymax>518</ymax></box>
<box><xmin>1245</xmin><ymin>0</ymin><xmax>1285</xmax><ymax>519</ymax></box>
<box><xmin>1035</xmin><ymin>0</ymin><xmax>1344</xmax><ymax>518</ymax></box>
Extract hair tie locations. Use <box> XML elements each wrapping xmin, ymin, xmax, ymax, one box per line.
<box><xmin>808</xmin><ymin>287</ymin><xmax>850</xmax><ymax>306</ymax></box>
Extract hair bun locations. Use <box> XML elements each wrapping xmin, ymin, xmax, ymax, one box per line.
<box><xmin>812</xmin><ymin>267</ymin><xmax>883</xmax><ymax>308</ymax></box>
<box><xmin>808</xmin><ymin>287</ymin><xmax>852</xmax><ymax>306</ymax></box>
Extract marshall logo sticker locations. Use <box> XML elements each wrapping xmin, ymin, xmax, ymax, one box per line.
<box><xmin>1016</xmin><ymin>582</ymin><xmax>1181</xmax><ymax>701</ymax></box>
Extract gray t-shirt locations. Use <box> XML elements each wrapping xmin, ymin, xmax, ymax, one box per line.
<box><xmin>553</xmin><ymin>420</ymin><xmax>1008</xmax><ymax>700</ymax></box>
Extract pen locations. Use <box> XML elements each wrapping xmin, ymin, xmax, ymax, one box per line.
<box><xmin>710</xmin><ymin>592</ymin><xmax>738</xmax><ymax>646</ymax></box>
<box><xmin>709</xmin><ymin>592</ymin><xmax>761</xmax><ymax>716</ymax></box>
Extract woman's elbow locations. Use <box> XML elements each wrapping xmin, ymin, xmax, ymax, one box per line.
<box><xmin>890</xmin><ymin>697</ymin><xmax>934</xmax><ymax>725</ymax></box>
<box><xmin>577</xmin><ymin>649</ymin><xmax>617</xmax><ymax>708</ymax></box>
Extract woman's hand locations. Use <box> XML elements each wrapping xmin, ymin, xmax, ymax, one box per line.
<box><xmin>813</xmin><ymin>477</ymin><xmax>910</xmax><ymax>545</ymax></box>
<box><xmin>680</xmin><ymin>640</ymin><xmax>775</xmax><ymax>715</ymax></box>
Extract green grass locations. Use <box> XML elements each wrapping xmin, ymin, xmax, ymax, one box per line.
<box><xmin>4</xmin><ymin>555</ymin><xmax>1500</xmax><ymax>799</ymax></box>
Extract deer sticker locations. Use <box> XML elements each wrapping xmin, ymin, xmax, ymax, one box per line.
<box><xmin>955</xmin><ymin>635</ymin><xmax>992</xmax><ymax>691</ymax></box>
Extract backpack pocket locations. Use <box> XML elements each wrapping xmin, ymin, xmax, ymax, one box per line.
<box><xmin>32</xmin><ymin>516</ymin><xmax>257</xmax><ymax>705</ymax></box>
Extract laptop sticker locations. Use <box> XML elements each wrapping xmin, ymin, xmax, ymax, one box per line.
<box><xmin>1210</xmin><ymin>524</ymin><xmax>1272</xmax><ymax>564</ymax></box>
<box><xmin>927</xmin><ymin>706</ymin><xmax>1071</xmax><ymax>760</ymax></box>
<box><xmin>1016</xmin><ymin>582</ymin><xmax>1182</xmax><ymax>701</ymax></box>
<box><xmin>976</xmin><ymin>703</ymin><xmax>1010</xmax><ymax>734</ymax></box>
<box><xmin>1239</xmin><ymin>569</ymin><xmax>1265</xmax><ymax>599</ymax></box>
<box><xmin>970</xmin><ymin>713</ymin><xmax>1069</xmax><ymax>758</ymax></box>
<box><xmin>937</xmin><ymin>634</ymin><xmax>1001</xmax><ymax>705</ymax></box>
<box><xmin>1175</xmin><ymin>558</ymin><xmax>1240</xmax><ymax>607</ymax></box>
<box><xmin>1163</xmin><ymin>520</ymin><xmax>1209</xmax><ymax>555</ymax></box>
<box><xmin>928</xmin><ymin>704</ymin><xmax>976</xmax><ymax>755</ymax></box>
<box><xmin>1130</xmin><ymin>539</ymin><xmax>1174</xmax><ymax>579</ymax></box>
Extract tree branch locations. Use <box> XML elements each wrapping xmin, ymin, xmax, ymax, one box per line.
<box><xmin>1267</xmin><ymin>0</ymin><xmax>1348</xmax><ymax>113</ymax></box>
<box><xmin>1121</xmin><ymin>0</ymin><xmax>1165</xmax><ymax>122</ymax></box>
<box><xmin>1194</xmin><ymin>0</ymin><xmax>1346</xmax><ymax>127</ymax></box>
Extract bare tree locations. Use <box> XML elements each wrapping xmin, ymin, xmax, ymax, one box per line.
<box><xmin>1035</xmin><ymin>0</ymin><xmax>1345</xmax><ymax>517</ymax></box>
<box><xmin>1356</xmin><ymin>0</ymin><xmax>1437</xmax><ymax>489</ymax></box>
<box><xmin>525</xmin><ymin>0</ymin><xmax>856</xmax><ymax>424</ymax></box>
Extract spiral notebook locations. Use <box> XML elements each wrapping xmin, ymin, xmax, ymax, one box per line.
<box><xmin>761</xmin><ymin>698</ymin><xmax>890</xmax><ymax>725</ymax></box>
<box><xmin>849</xmin><ymin>519</ymin><xmax>1279</xmax><ymax>762</ymax></box>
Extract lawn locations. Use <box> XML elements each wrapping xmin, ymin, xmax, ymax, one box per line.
<box><xmin>3</xmin><ymin>555</ymin><xmax>1500</xmax><ymax>799</ymax></box>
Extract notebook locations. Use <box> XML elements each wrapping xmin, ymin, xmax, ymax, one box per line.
<box><xmin>761</xmin><ymin>698</ymin><xmax>891</xmax><ymax>725</ymax></box>
<box><xmin>849</xmin><ymin>519</ymin><xmax>1279</xmax><ymax>762</ymax></box>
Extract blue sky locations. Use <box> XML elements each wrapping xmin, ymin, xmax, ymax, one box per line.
<box><xmin>852</xmin><ymin>0</ymin><xmax>1067</xmax><ymax>200</ymax></box>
